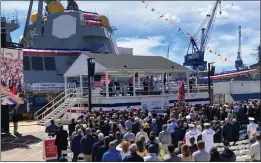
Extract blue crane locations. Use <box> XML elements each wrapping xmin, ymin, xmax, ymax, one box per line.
<box><xmin>183</xmin><ymin>0</ymin><xmax>222</xmax><ymax>72</ymax></box>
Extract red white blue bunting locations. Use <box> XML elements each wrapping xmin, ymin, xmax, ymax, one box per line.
<box><xmin>211</xmin><ymin>69</ymin><xmax>258</xmax><ymax>80</ymax></box>
<box><xmin>23</xmin><ymin>48</ymin><xmax>89</xmax><ymax>55</ymax></box>
<box><xmin>141</xmin><ymin>1</ymin><xmax>232</xmax><ymax>63</ymax></box>
<box><xmin>85</xmin><ymin>19</ymin><xmax>102</xmax><ymax>26</ymax></box>
<box><xmin>64</xmin><ymin>10</ymin><xmax>99</xmax><ymax>18</ymax></box>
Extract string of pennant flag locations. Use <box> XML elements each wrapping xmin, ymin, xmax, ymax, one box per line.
<box><xmin>141</xmin><ymin>0</ymin><xmax>232</xmax><ymax>63</ymax></box>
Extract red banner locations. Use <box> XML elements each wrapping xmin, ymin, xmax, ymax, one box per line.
<box><xmin>43</xmin><ymin>138</ymin><xmax>57</xmax><ymax>160</ymax></box>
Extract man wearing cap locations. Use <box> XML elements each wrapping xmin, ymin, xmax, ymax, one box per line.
<box><xmin>185</xmin><ymin>124</ymin><xmax>200</xmax><ymax>146</ymax></box>
<box><xmin>202</xmin><ymin>123</ymin><xmax>215</xmax><ymax>153</ymax></box>
<box><xmin>247</xmin><ymin>117</ymin><xmax>259</xmax><ymax>138</ymax></box>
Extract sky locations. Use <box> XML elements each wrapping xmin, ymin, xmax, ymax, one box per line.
<box><xmin>2</xmin><ymin>1</ymin><xmax>260</xmax><ymax>72</ymax></box>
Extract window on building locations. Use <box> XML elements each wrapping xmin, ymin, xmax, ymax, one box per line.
<box><xmin>31</xmin><ymin>57</ymin><xmax>43</xmax><ymax>70</ymax></box>
<box><xmin>44</xmin><ymin>57</ymin><xmax>56</xmax><ymax>70</ymax></box>
<box><xmin>23</xmin><ymin>56</ymin><xmax>30</xmax><ymax>70</ymax></box>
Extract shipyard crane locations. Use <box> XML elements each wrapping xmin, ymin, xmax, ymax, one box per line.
<box><xmin>183</xmin><ymin>0</ymin><xmax>222</xmax><ymax>72</ymax></box>
<box><xmin>235</xmin><ymin>26</ymin><xmax>246</xmax><ymax>70</ymax></box>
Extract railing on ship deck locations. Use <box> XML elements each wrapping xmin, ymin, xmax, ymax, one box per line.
<box><xmin>34</xmin><ymin>88</ymin><xmax>77</xmax><ymax>121</ymax></box>
<box><xmin>80</xmin><ymin>84</ymin><xmax>213</xmax><ymax>98</ymax></box>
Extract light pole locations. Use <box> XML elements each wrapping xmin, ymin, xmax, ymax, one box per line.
<box><xmin>208</xmin><ymin>62</ymin><xmax>215</xmax><ymax>104</ymax></box>
<box><xmin>87</xmin><ymin>58</ymin><xmax>95</xmax><ymax>112</ymax></box>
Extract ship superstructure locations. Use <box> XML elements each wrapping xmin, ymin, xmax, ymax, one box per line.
<box><xmin>20</xmin><ymin>0</ymin><xmax>132</xmax><ymax>86</ymax></box>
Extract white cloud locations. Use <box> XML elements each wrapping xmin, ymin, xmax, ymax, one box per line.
<box><xmin>2</xmin><ymin>1</ymin><xmax>259</xmax><ymax>72</ymax></box>
<box><xmin>116</xmin><ymin>36</ymin><xmax>167</xmax><ymax>56</ymax></box>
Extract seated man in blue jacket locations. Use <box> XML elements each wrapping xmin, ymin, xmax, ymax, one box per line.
<box><xmin>80</xmin><ymin>128</ymin><xmax>97</xmax><ymax>161</ymax></box>
<box><xmin>101</xmin><ymin>142</ymin><xmax>122</xmax><ymax>162</ymax></box>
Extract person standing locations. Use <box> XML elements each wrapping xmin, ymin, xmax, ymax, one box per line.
<box><xmin>136</xmin><ymin>126</ymin><xmax>149</xmax><ymax>143</ymax></box>
<box><xmin>101</xmin><ymin>142</ymin><xmax>122</xmax><ymax>162</ymax></box>
<box><xmin>92</xmin><ymin>133</ymin><xmax>105</xmax><ymax>162</ymax></box>
<box><xmin>163</xmin><ymin>144</ymin><xmax>181</xmax><ymax>162</ymax></box>
<box><xmin>249</xmin><ymin>134</ymin><xmax>261</xmax><ymax>162</ymax></box>
<box><xmin>68</xmin><ymin>118</ymin><xmax>76</xmax><ymax>137</ymax></box>
<box><xmin>96</xmin><ymin>136</ymin><xmax>110</xmax><ymax>162</ymax></box>
<box><xmin>123</xmin><ymin>144</ymin><xmax>144</xmax><ymax>162</ymax></box>
<box><xmin>185</xmin><ymin>124</ymin><xmax>200</xmax><ymax>145</ymax></box>
<box><xmin>247</xmin><ymin>117</ymin><xmax>259</xmax><ymax>139</ymax></box>
<box><xmin>45</xmin><ymin>120</ymin><xmax>58</xmax><ymax>137</ymax></box>
<box><xmin>231</xmin><ymin>119</ymin><xmax>240</xmax><ymax>144</ymax></box>
<box><xmin>219</xmin><ymin>141</ymin><xmax>236</xmax><ymax>162</ymax></box>
<box><xmin>202</xmin><ymin>123</ymin><xmax>215</xmax><ymax>153</ymax></box>
<box><xmin>191</xmin><ymin>140</ymin><xmax>210</xmax><ymax>162</ymax></box>
<box><xmin>80</xmin><ymin>128</ymin><xmax>97</xmax><ymax>161</ymax></box>
<box><xmin>158</xmin><ymin>124</ymin><xmax>172</xmax><ymax>155</ymax></box>
<box><xmin>71</xmin><ymin>129</ymin><xmax>83</xmax><ymax>162</ymax></box>
<box><xmin>55</xmin><ymin>125</ymin><xmax>68</xmax><ymax>161</ymax></box>
<box><xmin>12</xmin><ymin>109</ymin><xmax>19</xmax><ymax>135</ymax></box>
<box><xmin>144</xmin><ymin>144</ymin><xmax>162</xmax><ymax>162</ymax></box>
<box><xmin>222</xmin><ymin>118</ymin><xmax>233</xmax><ymax>142</ymax></box>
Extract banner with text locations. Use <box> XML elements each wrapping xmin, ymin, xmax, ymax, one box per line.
<box><xmin>24</xmin><ymin>83</ymin><xmax>76</xmax><ymax>92</ymax></box>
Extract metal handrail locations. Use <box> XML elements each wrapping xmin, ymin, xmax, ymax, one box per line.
<box><xmin>34</xmin><ymin>91</ymin><xmax>65</xmax><ymax>119</ymax></box>
<box><xmin>37</xmin><ymin>93</ymin><xmax>74</xmax><ymax>121</ymax></box>
<box><xmin>34</xmin><ymin>88</ymin><xmax>78</xmax><ymax>121</ymax></box>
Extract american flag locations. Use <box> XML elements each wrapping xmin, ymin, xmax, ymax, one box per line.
<box><xmin>178</xmin><ymin>82</ymin><xmax>185</xmax><ymax>104</ymax></box>
<box><xmin>93</xmin><ymin>76</ymin><xmax>112</xmax><ymax>88</ymax></box>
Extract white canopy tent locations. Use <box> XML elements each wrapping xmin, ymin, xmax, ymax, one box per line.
<box><xmin>64</xmin><ymin>52</ymin><xmax>190</xmax><ymax>97</ymax></box>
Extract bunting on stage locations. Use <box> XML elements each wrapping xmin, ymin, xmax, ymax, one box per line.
<box><xmin>140</xmin><ymin>1</ymin><xmax>232</xmax><ymax>63</ymax></box>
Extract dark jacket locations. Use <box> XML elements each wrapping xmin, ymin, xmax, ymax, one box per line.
<box><xmin>213</xmin><ymin>126</ymin><xmax>222</xmax><ymax>143</ymax></box>
<box><xmin>164</xmin><ymin>153</ymin><xmax>181</xmax><ymax>162</ymax></box>
<box><xmin>222</xmin><ymin>123</ymin><xmax>233</xmax><ymax>142</ymax></box>
<box><xmin>68</xmin><ymin>122</ymin><xmax>76</xmax><ymax>136</ymax></box>
<box><xmin>231</xmin><ymin>122</ymin><xmax>240</xmax><ymax>141</ymax></box>
<box><xmin>145</xmin><ymin>141</ymin><xmax>159</xmax><ymax>155</ymax></box>
<box><xmin>55</xmin><ymin>129</ymin><xmax>68</xmax><ymax>150</ymax></box>
<box><xmin>219</xmin><ymin>149</ymin><xmax>236</xmax><ymax>162</ymax></box>
<box><xmin>210</xmin><ymin>153</ymin><xmax>221</xmax><ymax>162</ymax></box>
<box><xmin>101</xmin><ymin>124</ymin><xmax>111</xmax><ymax>136</ymax></box>
<box><xmin>96</xmin><ymin>145</ymin><xmax>109</xmax><ymax>162</ymax></box>
<box><xmin>80</xmin><ymin>134</ymin><xmax>97</xmax><ymax>155</ymax></box>
<box><xmin>132</xmin><ymin>122</ymin><xmax>140</xmax><ymax>135</ymax></box>
<box><xmin>71</xmin><ymin>134</ymin><xmax>83</xmax><ymax>154</ymax></box>
<box><xmin>92</xmin><ymin>141</ymin><xmax>105</xmax><ymax>161</ymax></box>
<box><xmin>123</xmin><ymin>152</ymin><xmax>144</xmax><ymax>162</ymax></box>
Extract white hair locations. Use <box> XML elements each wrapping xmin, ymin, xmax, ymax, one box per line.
<box><xmin>98</xmin><ymin>133</ymin><xmax>104</xmax><ymax>141</ymax></box>
<box><xmin>129</xmin><ymin>144</ymin><xmax>138</xmax><ymax>153</ymax></box>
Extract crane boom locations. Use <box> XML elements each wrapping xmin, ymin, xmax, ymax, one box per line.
<box><xmin>183</xmin><ymin>0</ymin><xmax>221</xmax><ymax>72</ymax></box>
<box><xmin>235</xmin><ymin>26</ymin><xmax>245</xmax><ymax>70</ymax></box>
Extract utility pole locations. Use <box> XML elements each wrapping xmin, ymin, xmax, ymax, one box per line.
<box><xmin>87</xmin><ymin>58</ymin><xmax>95</xmax><ymax>112</ymax></box>
<box><xmin>208</xmin><ymin>62</ymin><xmax>215</xmax><ymax>104</ymax></box>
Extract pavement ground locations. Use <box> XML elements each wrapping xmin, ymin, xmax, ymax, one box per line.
<box><xmin>1</xmin><ymin>121</ymin><xmax>46</xmax><ymax>161</ymax></box>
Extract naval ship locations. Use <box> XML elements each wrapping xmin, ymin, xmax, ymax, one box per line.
<box><xmin>15</xmin><ymin>0</ymin><xmax>134</xmax><ymax>110</ymax></box>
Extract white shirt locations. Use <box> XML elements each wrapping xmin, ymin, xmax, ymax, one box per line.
<box><xmin>185</xmin><ymin>129</ymin><xmax>200</xmax><ymax>146</ymax></box>
<box><xmin>202</xmin><ymin>128</ymin><xmax>215</xmax><ymax>153</ymax></box>
<box><xmin>247</xmin><ymin>123</ymin><xmax>259</xmax><ymax>137</ymax></box>
<box><xmin>136</xmin><ymin>130</ymin><xmax>149</xmax><ymax>142</ymax></box>
<box><xmin>250</xmin><ymin>141</ymin><xmax>260</xmax><ymax>161</ymax></box>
